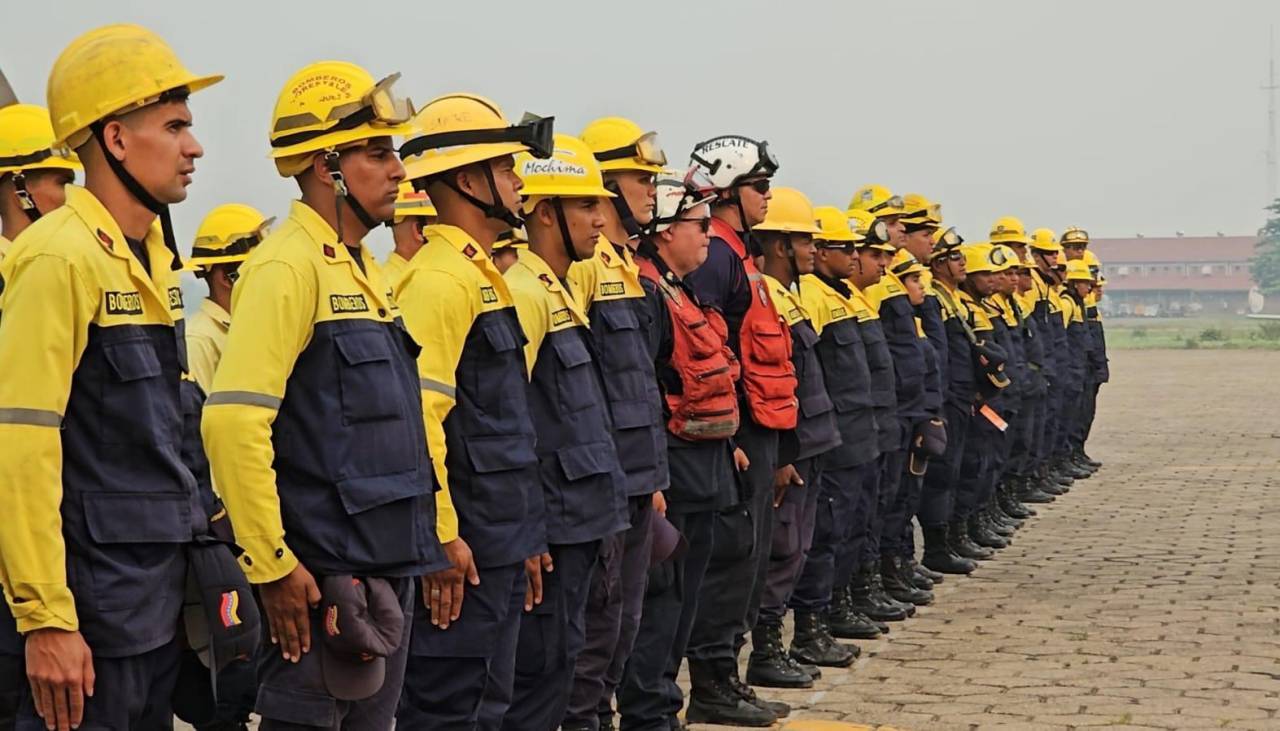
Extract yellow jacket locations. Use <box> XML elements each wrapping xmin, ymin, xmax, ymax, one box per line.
<box><xmin>0</xmin><ymin>186</ymin><xmax>187</xmax><ymax>635</ymax></box>
<box><xmin>863</xmin><ymin>270</ymin><xmax>907</xmax><ymax>314</ymax></box>
<box><xmin>185</xmin><ymin>298</ymin><xmax>231</xmax><ymax>395</ymax></box>
<box><xmin>505</xmin><ymin>248</ymin><xmax>591</xmax><ymax>373</ymax></box>
<box><xmin>382</xmin><ymin>250</ymin><xmax>412</xmax><ymax>289</ymax></box>
<box><xmin>799</xmin><ymin>273</ymin><xmax>859</xmax><ymax>334</ymax></box>
<box><xmin>567</xmin><ymin>239</ymin><xmax>646</xmax><ymax>309</ymax></box>
<box><xmin>0</xmin><ymin>234</ymin><xmax>8</xmax><ymax>261</ymax></box>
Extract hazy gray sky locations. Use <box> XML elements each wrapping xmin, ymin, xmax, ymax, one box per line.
<box><xmin>8</xmin><ymin>0</ymin><xmax>1280</xmax><ymax>262</ymax></box>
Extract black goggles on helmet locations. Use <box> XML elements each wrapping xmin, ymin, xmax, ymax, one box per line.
<box><xmin>399</xmin><ymin>112</ymin><xmax>555</xmax><ymax>161</ymax></box>
<box><xmin>988</xmin><ymin>247</ymin><xmax>1011</xmax><ymax>267</ymax></box>
<box><xmin>594</xmin><ymin>131</ymin><xmax>667</xmax><ymax>166</ymax></box>
<box><xmin>857</xmin><ymin>219</ymin><xmax>891</xmax><ymax>246</ymax></box>
<box><xmin>272</xmin><ymin>73</ymin><xmax>415</xmax><ymax>149</ymax></box>
<box><xmin>931</xmin><ymin>227</ymin><xmax>963</xmax><ymax>252</ymax></box>
<box><xmin>869</xmin><ymin>194</ymin><xmax>905</xmax><ymax>215</ymax></box>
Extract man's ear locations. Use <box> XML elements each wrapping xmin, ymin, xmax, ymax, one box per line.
<box><xmin>98</xmin><ymin>118</ymin><xmax>128</xmax><ymax>162</ymax></box>
<box><xmin>533</xmin><ymin>199</ymin><xmax>555</xmax><ymax>227</ymax></box>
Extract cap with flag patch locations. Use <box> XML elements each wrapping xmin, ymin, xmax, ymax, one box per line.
<box><xmin>318</xmin><ymin>575</ymin><xmax>406</xmax><ymax>701</ymax></box>
<box><xmin>182</xmin><ymin>541</ymin><xmax>262</xmax><ymax>692</ymax></box>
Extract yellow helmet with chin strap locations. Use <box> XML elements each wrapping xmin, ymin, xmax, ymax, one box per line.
<box><xmin>516</xmin><ymin>134</ymin><xmax>614</xmax><ymax>263</ymax></box>
<box><xmin>901</xmin><ymin>193</ymin><xmax>941</xmax><ymax>225</ymax></box>
<box><xmin>186</xmin><ymin>203</ymin><xmax>272</xmax><ymax>273</ymax></box>
<box><xmin>0</xmin><ymin>104</ymin><xmax>82</xmax><ymax>222</ymax></box>
<box><xmin>890</xmin><ymin>248</ymin><xmax>927</xmax><ymax>278</ymax></box>
<box><xmin>989</xmin><ymin>216</ymin><xmax>1031</xmax><ymax>245</ymax></box>
<box><xmin>847</xmin><ymin>184</ymin><xmax>905</xmax><ymax>219</ymax></box>
<box><xmin>753</xmin><ymin>187</ymin><xmax>822</xmax><ymax>235</ymax></box>
<box><xmin>392</xmin><ymin>181</ymin><xmax>437</xmax><ymax>223</ymax></box>
<box><xmin>1029</xmin><ymin>227</ymin><xmax>1062</xmax><ymax>254</ymax></box>
<box><xmin>580</xmin><ymin>117</ymin><xmax>666</xmax><ymax>173</ymax></box>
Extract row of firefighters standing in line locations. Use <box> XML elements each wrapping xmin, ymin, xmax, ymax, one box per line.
<box><xmin>0</xmin><ymin>23</ymin><xmax>1108</xmax><ymax>731</ymax></box>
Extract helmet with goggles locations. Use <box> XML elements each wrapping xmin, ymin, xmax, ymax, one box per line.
<box><xmin>186</xmin><ymin>203</ymin><xmax>271</xmax><ymax>274</ymax></box>
<box><xmin>814</xmin><ymin>205</ymin><xmax>864</xmax><ymax>247</ymax></box>
<box><xmin>930</xmin><ymin>226</ymin><xmax>964</xmax><ymax>254</ymax></box>
<box><xmin>901</xmin><ymin>192</ymin><xmax>942</xmax><ymax>226</ymax></box>
<box><xmin>890</xmin><ymin>249</ymin><xmax>927</xmax><ymax>278</ymax></box>
<box><xmin>848</xmin><ymin>209</ymin><xmax>896</xmax><ymax>251</ymax></box>
<box><xmin>847</xmin><ymin>184</ymin><xmax>905</xmax><ymax>219</ymax></box>
<box><xmin>581</xmin><ymin>117</ymin><xmax>666</xmax><ymax>173</ymax></box>
<box><xmin>989</xmin><ymin>215</ymin><xmax>1031</xmax><ymax>246</ymax></box>
<box><xmin>688</xmin><ymin>135</ymin><xmax>778</xmax><ymax>192</ymax></box>
<box><xmin>646</xmin><ymin>167</ymin><xmax>716</xmax><ymax>235</ymax></box>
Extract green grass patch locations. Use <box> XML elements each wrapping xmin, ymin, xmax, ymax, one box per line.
<box><xmin>1105</xmin><ymin>316</ymin><xmax>1280</xmax><ymax>350</ymax></box>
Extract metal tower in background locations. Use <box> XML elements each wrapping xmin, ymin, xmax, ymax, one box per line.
<box><xmin>1267</xmin><ymin>27</ymin><xmax>1279</xmax><ymax>204</ymax></box>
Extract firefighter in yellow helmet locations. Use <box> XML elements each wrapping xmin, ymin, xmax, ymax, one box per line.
<box><xmin>393</xmin><ymin>93</ymin><xmax>550</xmax><ymax>728</ymax></box>
<box><xmin>183</xmin><ymin>204</ymin><xmax>271</xmax><ymax>394</ymax></box>
<box><xmin>1072</xmin><ymin>250</ymin><xmax>1107</xmax><ymax>474</ymax></box>
<box><xmin>1061</xmin><ymin>226</ymin><xmax>1090</xmax><ymax>260</ymax></box>
<box><xmin>500</xmin><ymin>133</ymin><xmax>629</xmax><ymax>730</ymax></box>
<box><xmin>565</xmin><ymin>117</ymin><xmax>671</xmax><ymax>729</ymax></box>
<box><xmin>201</xmin><ymin>60</ymin><xmax>446</xmax><ymax>727</ymax></box>
<box><xmin>490</xmin><ymin>227</ymin><xmax>526</xmax><ymax>273</ymax></box>
<box><xmin>381</xmin><ymin>182</ymin><xmax>437</xmax><ymax>287</ymax></box>
<box><xmin>0</xmin><ymin>104</ymin><xmax>81</xmax><ymax>259</ymax></box>
<box><xmin>0</xmin><ymin>24</ymin><xmax>221</xmax><ymax>730</ymax></box>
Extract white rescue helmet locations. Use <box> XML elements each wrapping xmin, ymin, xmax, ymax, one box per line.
<box><xmin>647</xmin><ymin>167</ymin><xmax>717</xmax><ymax>234</ymax></box>
<box><xmin>688</xmin><ymin>135</ymin><xmax>778</xmax><ymax>191</ymax></box>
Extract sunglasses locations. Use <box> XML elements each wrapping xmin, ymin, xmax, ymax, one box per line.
<box><xmin>737</xmin><ymin>178</ymin><xmax>771</xmax><ymax>194</ymax></box>
<box><xmin>677</xmin><ymin>217</ymin><xmax>713</xmax><ymax>233</ymax></box>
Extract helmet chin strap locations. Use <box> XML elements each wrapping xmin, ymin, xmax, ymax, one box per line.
<box><xmin>91</xmin><ymin>121</ymin><xmax>183</xmax><ymax>270</ymax></box>
<box><xmin>323</xmin><ymin>151</ymin><xmax>378</xmax><ymax>245</ymax></box>
<box><xmin>441</xmin><ymin>161</ymin><xmax>524</xmax><ymax>229</ymax></box>
<box><xmin>604</xmin><ymin>179</ymin><xmax>642</xmax><ymax>238</ymax></box>
<box><xmin>11</xmin><ymin>173</ymin><xmax>41</xmax><ymax>223</ymax></box>
<box><xmin>551</xmin><ymin>198</ymin><xmax>581</xmax><ymax>264</ymax></box>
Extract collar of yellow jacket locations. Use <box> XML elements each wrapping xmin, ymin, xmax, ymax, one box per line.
<box><xmin>64</xmin><ymin>185</ymin><xmax>178</xmax><ymax>317</ymax></box>
<box><xmin>762</xmin><ymin>273</ymin><xmax>808</xmax><ymax>325</ymax></box>
<box><xmin>513</xmin><ymin>247</ymin><xmax>589</xmax><ymax>326</ymax></box>
<box><xmin>199</xmin><ymin>297</ymin><xmax>232</xmax><ymax>329</ymax></box>
<box><xmin>288</xmin><ymin>200</ymin><xmax>379</xmax><ymax>270</ymax></box>
<box><xmin>0</xmin><ymin>235</ymin><xmax>9</xmax><ymax>259</ymax></box>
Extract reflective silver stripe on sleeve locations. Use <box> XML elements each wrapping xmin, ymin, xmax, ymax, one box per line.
<box><xmin>0</xmin><ymin>408</ymin><xmax>62</xmax><ymax>427</ymax></box>
<box><xmin>206</xmin><ymin>391</ymin><xmax>283</xmax><ymax>409</ymax></box>
<box><xmin>420</xmin><ymin>378</ymin><xmax>457</xmax><ymax>399</ymax></box>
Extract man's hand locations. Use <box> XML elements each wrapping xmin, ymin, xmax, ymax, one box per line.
<box><xmin>733</xmin><ymin>447</ymin><xmax>750</xmax><ymax>472</ymax></box>
<box><xmin>651</xmin><ymin>490</ymin><xmax>668</xmax><ymax>517</ymax></box>
<box><xmin>259</xmin><ymin>562</ymin><xmax>321</xmax><ymax>663</ymax></box>
<box><xmin>26</xmin><ymin>628</ymin><xmax>94</xmax><ymax>731</ymax></box>
<box><xmin>772</xmin><ymin>463</ymin><xmax>804</xmax><ymax>507</ymax></box>
<box><xmin>524</xmin><ymin>552</ymin><xmax>554</xmax><ymax>611</ymax></box>
<box><xmin>423</xmin><ymin>537</ymin><xmax>480</xmax><ymax>629</ymax></box>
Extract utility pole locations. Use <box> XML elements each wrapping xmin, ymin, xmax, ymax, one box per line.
<box><xmin>1266</xmin><ymin>27</ymin><xmax>1279</xmax><ymax>204</ymax></box>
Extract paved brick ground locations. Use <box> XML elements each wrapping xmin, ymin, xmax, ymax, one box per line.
<box><xmin>689</xmin><ymin>349</ymin><xmax>1280</xmax><ymax>731</ymax></box>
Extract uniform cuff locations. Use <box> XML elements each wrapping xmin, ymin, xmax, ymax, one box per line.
<box><xmin>11</xmin><ymin>594</ymin><xmax>78</xmax><ymax>635</ymax></box>
<box><xmin>238</xmin><ymin>537</ymin><xmax>299</xmax><ymax>584</ymax></box>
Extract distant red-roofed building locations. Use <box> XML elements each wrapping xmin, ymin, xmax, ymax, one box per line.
<box><xmin>1088</xmin><ymin>235</ymin><xmax>1257</xmax><ymax>316</ymax></box>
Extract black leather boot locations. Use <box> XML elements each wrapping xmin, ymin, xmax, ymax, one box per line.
<box><xmin>1000</xmin><ymin>479</ymin><xmax>1034</xmax><ymax>520</ymax></box>
<box><xmin>922</xmin><ymin>522</ymin><xmax>977</xmax><ymax>574</ymax></box>
<box><xmin>969</xmin><ymin>513</ymin><xmax>1008</xmax><ymax>549</ymax></box>
<box><xmin>913</xmin><ymin>558</ymin><xmax>944</xmax><ymax>585</ymax></box>
<box><xmin>825</xmin><ymin>585</ymin><xmax>883</xmax><ymax>640</ymax></box>
<box><xmin>1071</xmin><ymin>450</ymin><xmax>1099</xmax><ymax>474</ymax></box>
<box><xmin>881</xmin><ymin>555</ymin><xmax>933</xmax><ymax>605</ymax></box>
<box><xmin>949</xmin><ymin>516</ymin><xmax>994</xmax><ymax>560</ymax></box>
<box><xmin>907</xmin><ymin>560</ymin><xmax>934</xmax><ymax>591</ymax></box>
<box><xmin>1079</xmin><ymin>449</ymin><xmax>1102</xmax><ymax>468</ymax></box>
<box><xmin>790</xmin><ymin>611</ymin><xmax>857</xmax><ymax>668</ymax></box>
<box><xmin>1058</xmin><ymin>456</ymin><xmax>1091</xmax><ymax>479</ymax></box>
<box><xmin>686</xmin><ymin>660</ymin><xmax>777</xmax><ymax>727</ymax></box>
<box><xmin>746</xmin><ymin>622</ymin><xmax>813</xmax><ymax>688</ymax></box>
<box><xmin>867</xmin><ymin>563</ymin><xmax>917</xmax><ymax>617</ymax></box>
<box><xmin>849</xmin><ymin>562</ymin><xmax>910</xmax><ymax>621</ymax></box>
<box><xmin>986</xmin><ymin>503</ymin><xmax>1017</xmax><ymax>537</ymax></box>
<box><xmin>729</xmin><ymin>673</ymin><xmax>790</xmax><ymax>718</ymax></box>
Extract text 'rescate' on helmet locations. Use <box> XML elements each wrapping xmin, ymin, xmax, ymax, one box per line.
<box><xmin>516</xmin><ymin>133</ymin><xmax>614</xmax><ymax>262</ymax></box>
<box><xmin>47</xmin><ymin>23</ymin><xmax>222</xmax><ymax>267</ymax></box>
<box><xmin>399</xmin><ymin>94</ymin><xmax>554</xmax><ymax>228</ymax></box>
<box><xmin>848</xmin><ymin>209</ymin><xmax>895</xmax><ymax>252</ymax></box>
<box><xmin>0</xmin><ymin>104</ymin><xmax>83</xmax><ymax>222</ymax></box>
<box><xmin>581</xmin><ymin>117</ymin><xmax>666</xmax><ymax>174</ymax></box>
<box><xmin>813</xmin><ymin>205</ymin><xmax>865</xmax><ymax>248</ymax></box>
<box><xmin>847</xmin><ymin>184</ymin><xmax>905</xmax><ymax>220</ymax></box>
<box><xmin>688</xmin><ymin>135</ymin><xmax>778</xmax><ymax>192</ymax></box>
<box><xmin>989</xmin><ymin>215</ymin><xmax>1030</xmax><ymax>245</ymax></box>
<box><xmin>1029</xmin><ymin>227</ymin><xmax>1062</xmax><ymax>254</ymax></box>
<box><xmin>646</xmin><ymin>167</ymin><xmax>717</xmax><ymax>235</ymax></box>
<box><xmin>185</xmin><ymin>203</ymin><xmax>272</xmax><ymax>274</ymax></box>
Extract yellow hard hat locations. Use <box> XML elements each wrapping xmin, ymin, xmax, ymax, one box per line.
<box><xmin>1065</xmin><ymin>259</ymin><xmax>1095</xmax><ymax>282</ymax></box>
<box><xmin>901</xmin><ymin>193</ymin><xmax>941</xmax><ymax>225</ymax></box>
<box><xmin>962</xmin><ymin>244</ymin><xmax>994</xmax><ymax>274</ymax></box>
<box><xmin>0</xmin><ymin>104</ymin><xmax>82</xmax><ymax>175</ymax></box>
<box><xmin>989</xmin><ymin>216</ymin><xmax>1031</xmax><ymax>245</ymax></box>
<box><xmin>186</xmin><ymin>203</ymin><xmax>271</xmax><ymax>271</ymax></box>
<box><xmin>47</xmin><ymin>24</ymin><xmax>223</xmax><ymax>149</ymax></box>
<box><xmin>580</xmin><ymin>117</ymin><xmax>666</xmax><ymax>173</ymax></box>
<box><xmin>492</xmin><ymin>228</ymin><xmax>529</xmax><ymax>250</ymax></box>
<box><xmin>930</xmin><ymin>226</ymin><xmax>964</xmax><ymax>254</ymax></box>
<box><xmin>517</xmin><ymin>133</ymin><xmax>615</xmax><ymax>212</ymax></box>
<box><xmin>393</xmin><ymin>181</ymin><xmax>437</xmax><ymax>222</ymax></box>
<box><xmin>268</xmin><ymin>61</ymin><xmax>416</xmax><ymax>176</ymax></box>
<box><xmin>1083</xmin><ymin>249</ymin><xmax>1101</xmax><ymax>267</ymax></box>
<box><xmin>889</xmin><ymin>248</ymin><xmax>927</xmax><ymax>278</ymax></box>
<box><xmin>848</xmin><ymin>209</ymin><xmax>896</xmax><ymax>251</ymax></box>
<box><xmin>401</xmin><ymin>94</ymin><xmax>554</xmax><ymax>182</ymax></box>
<box><xmin>813</xmin><ymin>205</ymin><xmax>863</xmax><ymax>244</ymax></box>
<box><xmin>992</xmin><ymin>244</ymin><xmax>1018</xmax><ymax>272</ymax></box>
<box><xmin>847</xmin><ymin>184</ymin><xmax>905</xmax><ymax>219</ymax></box>
<box><xmin>1029</xmin><ymin>227</ymin><xmax>1062</xmax><ymax>254</ymax></box>
<box><xmin>754</xmin><ymin>187</ymin><xmax>822</xmax><ymax>234</ymax></box>
<box><xmin>1061</xmin><ymin>226</ymin><xmax>1090</xmax><ymax>247</ymax></box>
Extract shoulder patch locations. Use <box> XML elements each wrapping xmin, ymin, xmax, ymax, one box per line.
<box><xmin>95</xmin><ymin>228</ymin><xmax>114</xmax><ymax>251</ymax></box>
<box><xmin>330</xmin><ymin>293</ymin><xmax>369</xmax><ymax>313</ymax></box>
<box><xmin>462</xmin><ymin>243</ymin><xmax>478</xmax><ymax>259</ymax></box>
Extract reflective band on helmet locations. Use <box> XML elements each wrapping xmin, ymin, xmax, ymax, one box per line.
<box><xmin>206</xmin><ymin>391</ymin><xmax>283</xmax><ymax>410</ymax></box>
